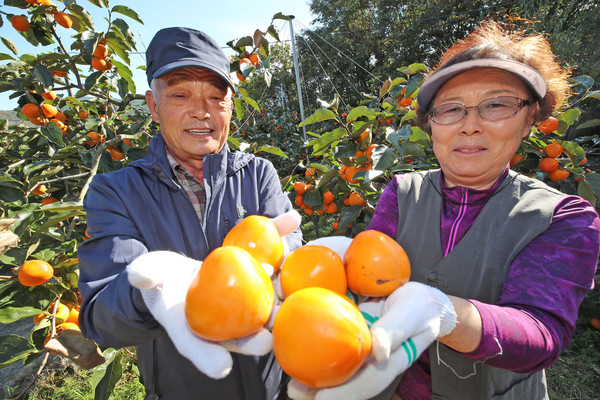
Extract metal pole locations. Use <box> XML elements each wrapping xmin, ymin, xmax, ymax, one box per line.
<box><xmin>289</xmin><ymin>17</ymin><xmax>307</xmax><ymax>141</ymax></box>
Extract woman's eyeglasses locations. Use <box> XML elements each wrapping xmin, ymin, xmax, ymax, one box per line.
<box><xmin>429</xmin><ymin>96</ymin><xmax>531</xmax><ymax>125</ymax></box>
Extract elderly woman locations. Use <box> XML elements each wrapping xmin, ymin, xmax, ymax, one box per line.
<box><xmin>288</xmin><ymin>20</ymin><xmax>600</xmax><ymax>400</ymax></box>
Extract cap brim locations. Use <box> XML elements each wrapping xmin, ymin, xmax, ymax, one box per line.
<box><xmin>151</xmin><ymin>60</ymin><xmax>235</xmax><ymax>91</ymax></box>
<box><xmin>416</xmin><ymin>58</ymin><xmax>547</xmax><ymax>110</ymax></box>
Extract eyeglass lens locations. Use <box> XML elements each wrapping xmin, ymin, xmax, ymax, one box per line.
<box><xmin>430</xmin><ymin>96</ymin><xmax>529</xmax><ymax>125</ymax></box>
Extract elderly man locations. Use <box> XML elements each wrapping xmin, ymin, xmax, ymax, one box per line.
<box><xmin>78</xmin><ymin>27</ymin><xmax>302</xmax><ymax>400</ymax></box>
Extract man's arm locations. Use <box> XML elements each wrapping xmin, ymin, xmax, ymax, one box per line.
<box><xmin>78</xmin><ymin>175</ymin><xmax>163</xmax><ymax>348</ymax></box>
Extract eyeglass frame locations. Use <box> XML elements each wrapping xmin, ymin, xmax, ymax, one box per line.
<box><xmin>427</xmin><ymin>96</ymin><xmax>532</xmax><ymax>125</ymax></box>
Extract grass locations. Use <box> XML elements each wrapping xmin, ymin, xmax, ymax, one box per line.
<box><xmin>4</xmin><ymin>348</ymin><xmax>144</xmax><ymax>400</ymax></box>
<box><xmin>546</xmin><ymin>273</ymin><xmax>600</xmax><ymax>399</ymax></box>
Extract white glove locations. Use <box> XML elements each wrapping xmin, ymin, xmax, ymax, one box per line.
<box><xmin>306</xmin><ymin>235</ymin><xmax>353</xmax><ymax>260</ymax></box>
<box><xmin>127</xmin><ymin>251</ymin><xmax>273</xmax><ymax>379</ymax></box>
<box><xmin>287</xmin><ymin>282</ymin><xmax>457</xmax><ymax>400</ymax></box>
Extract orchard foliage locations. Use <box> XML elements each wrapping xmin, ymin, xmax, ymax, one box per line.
<box><xmin>0</xmin><ymin>1</ymin><xmax>293</xmax><ymax>396</ymax></box>
<box><xmin>0</xmin><ymin>0</ymin><xmax>152</xmax><ymax>395</ymax></box>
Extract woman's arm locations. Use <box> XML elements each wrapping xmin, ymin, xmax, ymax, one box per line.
<box><xmin>446</xmin><ymin>196</ymin><xmax>600</xmax><ymax>371</ymax></box>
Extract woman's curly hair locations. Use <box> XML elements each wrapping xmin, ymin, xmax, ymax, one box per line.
<box><xmin>415</xmin><ymin>19</ymin><xmax>571</xmax><ymax>132</ymax></box>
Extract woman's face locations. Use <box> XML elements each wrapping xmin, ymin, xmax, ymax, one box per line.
<box><xmin>430</xmin><ymin>68</ymin><xmax>536</xmax><ymax>189</ymax></box>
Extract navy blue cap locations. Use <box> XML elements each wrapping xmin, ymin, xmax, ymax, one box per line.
<box><xmin>145</xmin><ymin>27</ymin><xmax>234</xmax><ymax>89</ymax></box>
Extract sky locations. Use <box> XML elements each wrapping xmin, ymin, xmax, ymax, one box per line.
<box><xmin>0</xmin><ymin>0</ymin><xmax>316</xmax><ymax>110</ymax></box>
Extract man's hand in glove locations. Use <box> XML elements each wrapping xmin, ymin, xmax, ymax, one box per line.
<box><xmin>126</xmin><ymin>210</ymin><xmax>301</xmax><ymax>380</ymax></box>
<box><xmin>287</xmin><ymin>282</ymin><xmax>458</xmax><ymax>400</ymax></box>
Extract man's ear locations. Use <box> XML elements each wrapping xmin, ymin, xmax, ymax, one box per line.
<box><xmin>145</xmin><ymin>90</ymin><xmax>160</xmax><ymax>124</ymax></box>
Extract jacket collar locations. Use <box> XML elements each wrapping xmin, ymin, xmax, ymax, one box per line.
<box><xmin>129</xmin><ymin>133</ymin><xmax>253</xmax><ymax>185</ymax></box>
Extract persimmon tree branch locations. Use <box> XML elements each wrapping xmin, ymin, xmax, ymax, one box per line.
<box><xmin>78</xmin><ymin>117</ymin><xmax>152</xmax><ymax>203</ymax></box>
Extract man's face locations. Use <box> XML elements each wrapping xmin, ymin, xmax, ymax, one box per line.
<box><xmin>146</xmin><ymin>68</ymin><xmax>233</xmax><ymax>165</ymax></box>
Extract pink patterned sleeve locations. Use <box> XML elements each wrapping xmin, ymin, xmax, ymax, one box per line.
<box><xmin>463</xmin><ymin>196</ymin><xmax>600</xmax><ymax>372</ymax></box>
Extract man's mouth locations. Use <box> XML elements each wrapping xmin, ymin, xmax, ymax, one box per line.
<box><xmin>185</xmin><ymin>129</ymin><xmax>212</xmax><ymax>135</ymax></box>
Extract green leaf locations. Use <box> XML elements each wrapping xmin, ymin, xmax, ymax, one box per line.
<box><xmin>585</xmin><ymin>173</ymin><xmax>600</xmax><ymax>200</ymax></box>
<box><xmin>576</xmin><ymin>119</ymin><xmax>600</xmax><ymax>130</ymax></box>
<box><xmin>23</xmin><ymin>160</ymin><xmax>51</xmax><ymax>177</ymax></box>
<box><xmin>346</xmin><ymin>106</ymin><xmax>376</xmax><ymax>124</ymax></box>
<box><xmin>582</xmin><ymin>90</ymin><xmax>600</xmax><ymax>101</ymax></box>
<box><xmin>0</xmin><ymin>247</ymin><xmax>27</xmax><ymax>269</ymax></box>
<box><xmin>111</xmin><ymin>19</ymin><xmax>137</xmax><ymax>50</ymax></box>
<box><xmin>234</xmin><ymin>36</ymin><xmax>254</xmax><ymax>48</ymax></box>
<box><xmin>105</xmin><ymin>34</ymin><xmax>131</xmax><ymax>64</ymax></box>
<box><xmin>28</xmin><ymin>166</ymin><xmax>64</xmax><ymax>187</ymax></box>
<box><xmin>387</xmin><ymin>125</ymin><xmax>411</xmax><ymax>152</ymax></box>
<box><xmin>64</xmin><ymin>96</ymin><xmax>85</xmax><ymax>109</ymax></box>
<box><xmin>111</xmin><ymin>5</ymin><xmax>144</xmax><ymax>25</ymax></box>
<box><xmin>0</xmin><ymin>306</ymin><xmax>44</xmax><ymax>324</ymax></box>
<box><xmin>339</xmin><ymin>205</ymin><xmax>363</xmax><ymax>231</ymax></box>
<box><xmin>38</xmin><ymin>202</ymin><xmax>84</xmax><ymax>212</ymax></box>
<box><xmin>233</xmin><ymin>98</ymin><xmax>244</xmax><ymax>121</ymax></box>
<box><xmin>401</xmin><ymin>110</ymin><xmax>416</xmax><ymax>123</ymax></box>
<box><xmin>256</xmin><ymin>145</ymin><xmax>288</xmax><ymax>158</ymax></box>
<box><xmin>403</xmin><ymin>63</ymin><xmax>428</xmax><ymax>75</ymax></box>
<box><xmin>0</xmin><ymin>335</ymin><xmax>37</xmax><ymax>369</ymax></box>
<box><xmin>267</xmin><ymin>24</ymin><xmax>280</xmax><ymax>42</ymax></box>
<box><xmin>35</xmin><ymin>210</ymin><xmax>86</xmax><ymax>234</ymax></box>
<box><xmin>577</xmin><ymin>179</ymin><xmax>597</xmax><ymax>208</ymax></box>
<box><xmin>335</xmin><ymin>140</ymin><xmax>358</xmax><ymax>159</ymax></box>
<box><xmin>0</xmin><ymin>186</ymin><xmax>25</xmax><ymax>205</ymax></box>
<box><xmin>562</xmin><ymin>141</ymin><xmax>586</xmax><ymax>166</ymax></box>
<box><xmin>572</xmin><ymin>75</ymin><xmax>594</xmax><ymax>91</ymax></box>
<box><xmin>69</xmin><ymin>4</ymin><xmax>95</xmax><ymax>30</ymax></box>
<box><xmin>242</xmin><ymin>96</ymin><xmax>260</xmax><ymax>113</ymax></box>
<box><xmin>405</xmin><ymin>74</ymin><xmax>424</xmax><ymax>97</ymax></box>
<box><xmin>32</xmin><ymin>65</ymin><xmax>53</xmax><ymax>88</ymax></box>
<box><xmin>303</xmin><ymin>189</ymin><xmax>323</xmax><ymax>208</ymax></box>
<box><xmin>372</xmin><ymin>146</ymin><xmax>397</xmax><ymax>171</ymax></box>
<box><xmin>0</xmin><ymin>284</ymin><xmax>53</xmax><ymax>320</ymax></box>
<box><xmin>84</xmin><ymin>70</ymin><xmax>104</xmax><ymax>92</ymax></box>
<box><xmin>309</xmin><ymin>127</ymin><xmax>346</xmax><ymax>154</ymax></box>
<box><xmin>111</xmin><ymin>59</ymin><xmax>135</xmax><ymax>95</ymax></box>
<box><xmin>1</xmin><ymin>37</ymin><xmax>18</xmax><ymax>56</ymax></box>
<box><xmin>91</xmin><ymin>348</ymin><xmax>122</xmax><ymax>400</ymax></box>
<box><xmin>227</xmin><ymin>136</ymin><xmax>240</xmax><ymax>151</ymax></box>
<box><xmin>558</xmin><ymin>108</ymin><xmax>581</xmax><ymax>128</ymax></box>
<box><xmin>273</xmin><ymin>12</ymin><xmax>293</xmax><ymax>21</ymax></box>
<box><xmin>40</xmin><ymin>123</ymin><xmax>64</xmax><ymax>147</ymax></box>
<box><xmin>316</xmin><ymin>169</ymin><xmax>340</xmax><ymax>190</ymax></box>
<box><xmin>109</xmin><ymin>59</ymin><xmax>132</xmax><ymax>79</ymax></box>
<box><xmin>0</xmin><ymin>173</ymin><xmax>24</xmax><ymax>188</ymax></box>
<box><xmin>87</xmin><ymin>0</ymin><xmax>105</xmax><ymax>7</ymax></box>
<box><xmin>379</xmin><ymin>78</ymin><xmax>392</xmax><ymax>98</ymax></box>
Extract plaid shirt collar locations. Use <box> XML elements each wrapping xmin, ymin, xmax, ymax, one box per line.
<box><xmin>166</xmin><ymin>149</ymin><xmax>206</xmax><ymax>222</ymax></box>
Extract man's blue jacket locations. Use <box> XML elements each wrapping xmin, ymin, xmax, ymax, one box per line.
<box><xmin>78</xmin><ymin>134</ymin><xmax>302</xmax><ymax>399</ymax></box>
